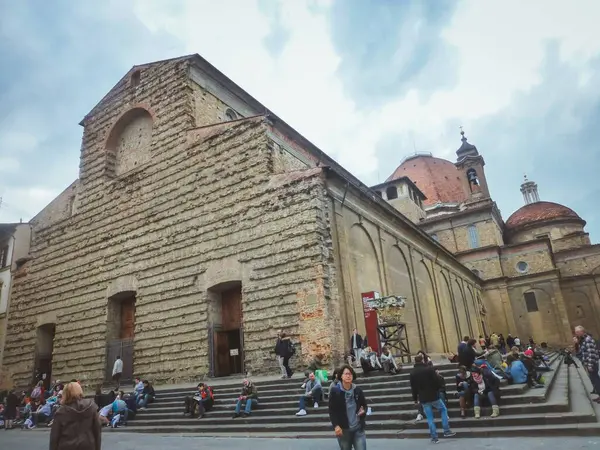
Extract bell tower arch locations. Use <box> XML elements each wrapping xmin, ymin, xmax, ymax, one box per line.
<box><xmin>454</xmin><ymin>129</ymin><xmax>491</xmax><ymax>203</ymax></box>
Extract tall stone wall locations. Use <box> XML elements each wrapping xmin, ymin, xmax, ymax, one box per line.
<box><xmin>3</xmin><ymin>57</ymin><xmax>337</xmax><ymax>387</ymax></box>
<box><xmin>326</xmin><ymin>178</ymin><xmax>484</xmax><ymax>357</ymax></box>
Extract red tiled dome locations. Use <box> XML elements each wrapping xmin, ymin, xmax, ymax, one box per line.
<box><xmin>505</xmin><ymin>201</ymin><xmax>584</xmax><ymax>230</ymax></box>
<box><xmin>386</xmin><ymin>154</ymin><xmax>467</xmax><ymax>206</ymax></box>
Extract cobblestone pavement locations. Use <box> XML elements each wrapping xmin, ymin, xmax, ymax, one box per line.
<box><xmin>0</xmin><ymin>432</ymin><xmax>599</xmax><ymax>450</ymax></box>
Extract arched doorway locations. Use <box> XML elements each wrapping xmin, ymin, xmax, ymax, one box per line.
<box><xmin>105</xmin><ymin>291</ymin><xmax>136</xmax><ymax>384</ymax></box>
<box><xmin>33</xmin><ymin>323</ymin><xmax>55</xmax><ymax>389</ymax></box>
<box><xmin>208</xmin><ymin>281</ymin><xmax>244</xmax><ymax>377</ymax></box>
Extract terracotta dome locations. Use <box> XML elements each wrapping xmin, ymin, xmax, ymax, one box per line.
<box><xmin>386</xmin><ymin>154</ymin><xmax>467</xmax><ymax>206</ymax></box>
<box><xmin>505</xmin><ymin>201</ymin><xmax>584</xmax><ymax>230</ymax></box>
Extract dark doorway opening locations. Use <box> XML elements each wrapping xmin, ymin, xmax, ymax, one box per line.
<box><xmin>105</xmin><ymin>291</ymin><xmax>136</xmax><ymax>384</ymax></box>
<box><xmin>209</xmin><ymin>282</ymin><xmax>244</xmax><ymax>377</ymax></box>
<box><xmin>33</xmin><ymin>324</ymin><xmax>55</xmax><ymax>390</ymax></box>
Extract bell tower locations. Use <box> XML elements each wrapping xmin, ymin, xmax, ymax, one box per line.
<box><xmin>454</xmin><ymin>129</ymin><xmax>491</xmax><ymax>204</ymax></box>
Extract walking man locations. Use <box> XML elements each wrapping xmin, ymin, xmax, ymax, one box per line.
<box><xmin>112</xmin><ymin>356</ymin><xmax>123</xmax><ymax>390</ymax></box>
<box><xmin>574</xmin><ymin>325</ymin><xmax>600</xmax><ymax>403</ymax></box>
<box><xmin>409</xmin><ymin>354</ymin><xmax>456</xmax><ymax>443</ymax></box>
<box><xmin>328</xmin><ymin>364</ymin><xmax>367</xmax><ymax>449</ymax></box>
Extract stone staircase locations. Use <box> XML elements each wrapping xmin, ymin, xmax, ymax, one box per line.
<box><xmin>117</xmin><ymin>352</ymin><xmax>600</xmax><ymax>438</ymax></box>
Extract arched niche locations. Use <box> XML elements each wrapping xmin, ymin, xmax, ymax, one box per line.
<box><xmin>438</xmin><ymin>272</ymin><xmax>459</xmax><ymax>349</ymax></box>
<box><xmin>348</xmin><ymin>224</ymin><xmax>382</xmax><ymax>333</ymax></box>
<box><xmin>106</xmin><ymin>107</ymin><xmax>153</xmax><ymax>176</ymax></box>
<box><xmin>386</xmin><ymin>245</ymin><xmax>418</xmax><ymax>352</ymax></box>
<box><xmin>452</xmin><ymin>279</ymin><xmax>470</xmax><ymax>338</ymax></box>
<box><xmin>413</xmin><ymin>259</ymin><xmax>443</xmax><ymax>353</ymax></box>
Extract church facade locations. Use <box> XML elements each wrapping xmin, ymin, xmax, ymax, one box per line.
<box><xmin>2</xmin><ymin>55</ymin><xmax>484</xmax><ymax>388</ymax></box>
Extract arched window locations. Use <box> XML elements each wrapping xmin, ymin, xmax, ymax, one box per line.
<box><xmin>467</xmin><ymin>224</ymin><xmax>479</xmax><ymax>249</ymax></box>
<box><xmin>386</xmin><ymin>186</ymin><xmax>398</xmax><ymax>200</ymax></box>
<box><xmin>225</xmin><ymin>108</ymin><xmax>238</xmax><ymax>121</ymax></box>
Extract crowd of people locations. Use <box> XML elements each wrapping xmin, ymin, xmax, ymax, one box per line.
<box><xmin>1</xmin><ymin>325</ymin><xmax>598</xmax><ymax>449</ymax></box>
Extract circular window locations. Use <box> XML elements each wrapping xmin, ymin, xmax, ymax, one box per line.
<box><xmin>516</xmin><ymin>261</ymin><xmax>529</xmax><ymax>273</ymax></box>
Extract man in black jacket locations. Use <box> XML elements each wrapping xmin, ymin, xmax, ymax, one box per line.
<box><xmin>328</xmin><ymin>365</ymin><xmax>367</xmax><ymax>450</ymax></box>
<box><xmin>410</xmin><ymin>355</ymin><xmax>456</xmax><ymax>443</ymax></box>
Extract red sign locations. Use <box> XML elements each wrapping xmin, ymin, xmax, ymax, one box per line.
<box><xmin>361</xmin><ymin>291</ymin><xmax>380</xmax><ymax>353</ymax></box>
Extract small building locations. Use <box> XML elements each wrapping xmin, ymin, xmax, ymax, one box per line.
<box><xmin>0</xmin><ymin>222</ymin><xmax>31</xmax><ymax>370</ymax></box>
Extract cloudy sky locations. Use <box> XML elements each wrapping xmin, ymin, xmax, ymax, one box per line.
<box><xmin>1</xmin><ymin>0</ymin><xmax>599</xmax><ymax>241</ymax></box>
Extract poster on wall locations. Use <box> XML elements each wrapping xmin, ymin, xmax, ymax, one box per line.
<box><xmin>361</xmin><ymin>291</ymin><xmax>381</xmax><ymax>353</ymax></box>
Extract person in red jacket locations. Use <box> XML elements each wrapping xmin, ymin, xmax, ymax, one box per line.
<box><xmin>183</xmin><ymin>383</ymin><xmax>214</xmax><ymax>419</ymax></box>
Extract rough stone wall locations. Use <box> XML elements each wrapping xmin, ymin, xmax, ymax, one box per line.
<box><xmin>388</xmin><ymin>197</ymin><xmax>426</xmax><ymax>223</ymax></box>
<box><xmin>499</xmin><ymin>241</ymin><xmax>555</xmax><ymax>278</ymax></box>
<box><xmin>434</xmin><ymin>228</ymin><xmax>458</xmax><ymax>253</ymax></box>
<box><xmin>560</xmin><ymin>278</ymin><xmax>600</xmax><ymax>337</ymax></box>
<box><xmin>453</xmin><ymin>219</ymin><xmax>503</xmax><ymax>252</ymax></box>
<box><xmin>505</xmin><ymin>278</ymin><xmax>570</xmax><ymax>345</ymax></box>
<box><xmin>421</xmin><ymin>213</ymin><xmax>504</xmax><ymax>255</ymax></box>
<box><xmin>3</xmin><ymin>58</ymin><xmax>336</xmax><ymax>387</ymax></box>
<box><xmin>555</xmin><ymin>245</ymin><xmax>600</xmax><ymax>277</ymax></box>
<box><xmin>191</xmin><ymin>82</ymin><xmax>236</xmax><ymax>126</ymax></box>
<box><xmin>553</xmin><ymin>233</ymin><xmax>591</xmax><ymax>252</ymax></box>
<box><xmin>458</xmin><ymin>248</ymin><xmax>503</xmax><ymax>280</ymax></box>
<box><xmin>508</xmin><ymin>222</ymin><xmax>585</xmax><ymax>246</ymax></box>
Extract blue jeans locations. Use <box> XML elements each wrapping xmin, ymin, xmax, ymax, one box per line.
<box><xmin>587</xmin><ymin>364</ymin><xmax>600</xmax><ymax>393</ymax></box>
<box><xmin>337</xmin><ymin>429</ymin><xmax>366</xmax><ymax>450</ymax></box>
<box><xmin>299</xmin><ymin>388</ymin><xmax>322</xmax><ymax>410</ymax></box>
<box><xmin>235</xmin><ymin>398</ymin><xmax>258</xmax><ymax>415</ymax></box>
<box><xmin>138</xmin><ymin>394</ymin><xmax>152</xmax><ymax>408</ymax></box>
<box><xmin>473</xmin><ymin>390</ymin><xmax>496</xmax><ymax>406</ymax></box>
<box><xmin>422</xmin><ymin>399</ymin><xmax>450</xmax><ymax>440</ymax></box>
<box><xmin>457</xmin><ymin>382</ymin><xmax>469</xmax><ymax>397</ymax></box>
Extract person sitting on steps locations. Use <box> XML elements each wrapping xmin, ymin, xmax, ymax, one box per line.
<box><xmin>505</xmin><ymin>354</ymin><xmax>533</xmax><ymax>386</ymax></box>
<box><xmin>184</xmin><ymin>383</ymin><xmax>214</xmax><ymax>419</ymax></box>
<box><xmin>470</xmin><ymin>366</ymin><xmax>500</xmax><ymax>419</ymax></box>
<box><xmin>137</xmin><ymin>380</ymin><xmax>155</xmax><ymax>410</ymax></box>
<box><xmin>296</xmin><ymin>372</ymin><xmax>322</xmax><ymax>416</ymax></box>
<box><xmin>380</xmin><ymin>346</ymin><xmax>399</xmax><ymax>374</ymax></box>
<box><xmin>232</xmin><ymin>379</ymin><xmax>259</xmax><ymax>418</ymax></box>
<box><xmin>456</xmin><ymin>365</ymin><xmax>475</xmax><ymax>419</ymax></box>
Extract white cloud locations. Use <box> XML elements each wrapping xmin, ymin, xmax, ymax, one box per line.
<box><xmin>0</xmin><ymin>186</ymin><xmax>58</xmax><ymax>222</ymax></box>
<box><xmin>129</xmin><ymin>0</ymin><xmax>600</xmax><ymax>183</ymax></box>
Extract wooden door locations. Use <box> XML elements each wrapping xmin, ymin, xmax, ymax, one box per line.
<box><xmin>221</xmin><ymin>287</ymin><xmax>241</xmax><ymax>331</ymax></box>
<box><xmin>215</xmin><ymin>331</ymin><xmax>230</xmax><ymax>377</ymax></box>
<box><xmin>120</xmin><ymin>299</ymin><xmax>136</xmax><ymax>339</ymax></box>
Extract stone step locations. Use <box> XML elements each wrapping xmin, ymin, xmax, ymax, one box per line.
<box><xmin>148</xmin><ymin>383</ymin><xmax>528</xmax><ymax>407</ymax></box>
<box><xmin>133</xmin><ymin>400</ymin><xmax>571</xmax><ymax>424</ymax></box>
<box><xmin>117</xmin><ymin>410</ymin><xmax>595</xmax><ymax>435</ymax></box>
<box><xmin>113</xmin><ymin>352</ymin><xmax>571</xmax><ymax>437</ymax></box>
<box><xmin>153</xmin><ymin>368</ymin><xmax>465</xmax><ymax>397</ymax></box>
<box><xmin>136</xmin><ymin>390</ymin><xmax>548</xmax><ymax>417</ymax></box>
